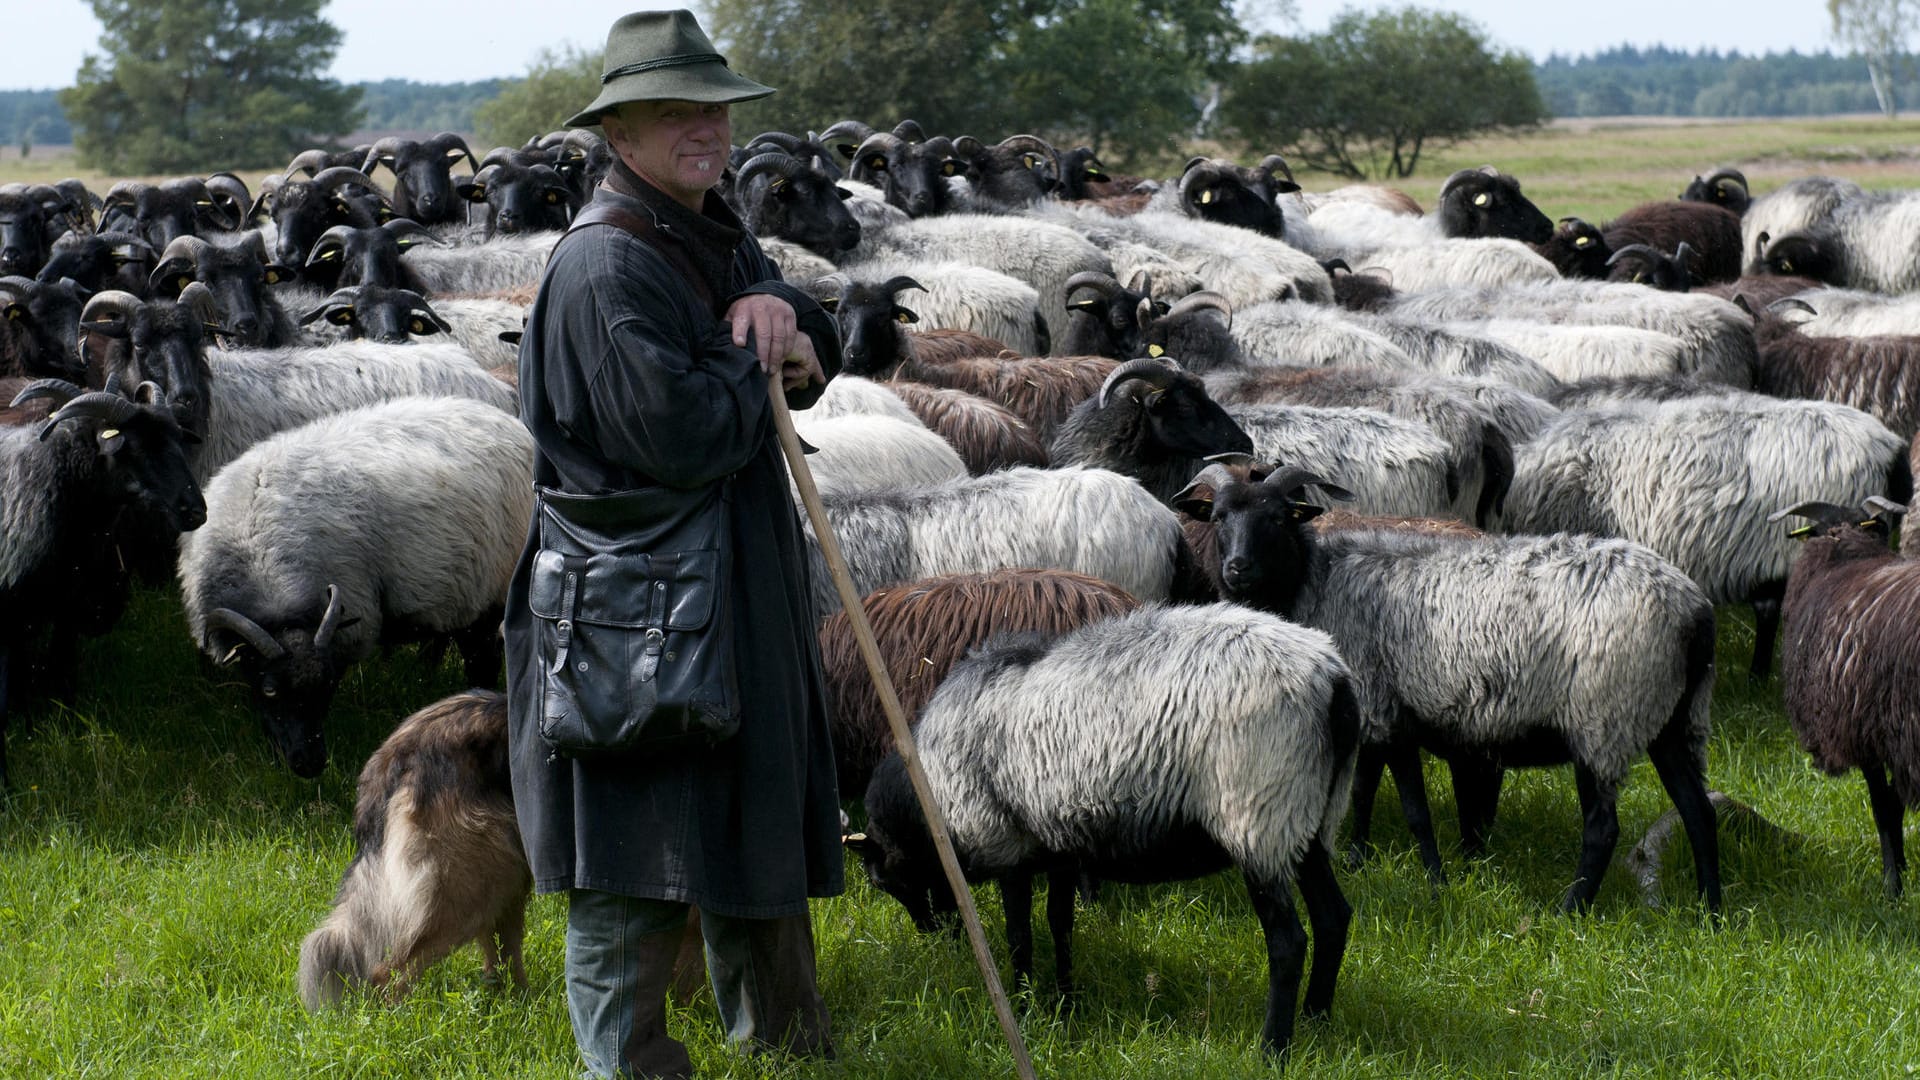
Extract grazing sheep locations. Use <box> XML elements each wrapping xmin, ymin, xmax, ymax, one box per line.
<box><xmin>1501</xmin><ymin>393</ymin><xmax>1911</xmax><ymax>678</ymax></box>
<box><xmin>298</xmin><ymin>689</ymin><xmax>530</xmax><ymax>1008</ymax></box>
<box><xmin>1772</xmin><ymin>497</ymin><xmax>1920</xmax><ymax>896</ymax></box>
<box><xmin>1175</xmin><ymin>461</ymin><xmax>1719</xmax><ymax>912</ymax></box>
<box><xmin>802</xmin><ymin>466</ymin><xmax>1201</xmax><ymax>621</ymax></box>
<box><xmin>178</xmin><ymin>396</ymin><xmax>534</xmax><ymax>777</ymax></box>
<box><xmin>852</xmin><ymin>602</ymin><xmax>1359</xmax><ymax>1057</ymax></box>
<box><xmin>818</xmin><ymin>568</ymin><xmax>1139</xmax><ymax>794</ymax></box>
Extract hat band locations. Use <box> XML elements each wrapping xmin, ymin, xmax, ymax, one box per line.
<box><xmin>601</xmin><ymin>52</ymin><xmax>728</xmax><ymax>83</ymax></box>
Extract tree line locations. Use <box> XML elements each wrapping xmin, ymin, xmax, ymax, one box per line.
<box><xmin>18</xmin><ymin>0</ymin><xmax>1920</xmax><ymax>179</ymax></box>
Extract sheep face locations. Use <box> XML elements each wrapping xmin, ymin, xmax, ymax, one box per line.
<box><xmin>0</xmin><ymin>277</ymin><xmax>88</xmax><ymax>381</ymax></box>
<box><xmin>96</xmin><ymin>402</ymin><xmax>208</xmax><ymax>537</ymax></box>
<box><xmin>363</xmin><ymin>134</ymin><xmax>478</xmax><ymax>226</ymax></box>
<box><xmin>1062</xmin><ymin>273</ymin><xmax>1161</xmax><ymax>360</ymax></box>
<box><xmin>1681</xmin><ymin>169</ymin><xmax>1750</xmax><ymax>216</ymax></box>
<box><xmin>259</xmin><ymin>170</ymin><xmax>391</xmax><ymax>270</ymax></box>
<box><xmin>149</xmin><ymin>234</ymin><xmax>293</xmax><ymax>348</ymax></box>
<box><xmin>851</xmin><ymin>133</ymin><xmax>960</xmax><ymax>218</ymax></box>
<box><xmin>730</xmin><ymin>152</ymin><xmax>861</xmax><ymax>256</ymax></box>
<box><xmin>1533</xmin><ymin>218</ymin><xmax>1611</xmax><ymax>279</ymax></box>
<box><xmin>123</xmin><ymin>303</ymin><xmax>212</xmax><ymax>437</ymax></box>
<box><xmin>38</xmin><ymin>232</ymin><xmax>156</xmax><ymax>299</ymax></box>
<box><xmin>824</xmin><ymin>276</ymin><xmax>923</xmax><ymax>376</ymax></box>
<box><xmin>1437</xmin><ymin>168</ymin><xmax>1552</xmax><ymax>243</ymax></box>
<box><xmin>301</xmin><ymin>220</ymin><xmax>437</xmax><ymax>293</ymax></box>
<box><xmin>952</xmin><ymin>135</ymin><xmax>1059</xmax><ymax>211</ymax></box>
<box><xmin>1056</xmin><ymin>147</ymin><xmax>1113</xmax><ymax>201</ymax></box>
<box><xmin>1606</xmin><ymin>243</ymin><xmax>1694</xmax><ymax>292</ymax></box>
<box><xmin>0</xmin><ymin>191</ymin><xmax>51</xmax><ymax>276</ymax></box>
<box><xmin>207</xmin><ymin>592</ymin><xmax>352</xmax><ymax>779</ymax></box>
<box><xmin>299</xmin><ymin>285</ymin><xmax>450</xmax><ymax>344</ymax></box>
<box><xmin>1174</xmin><ymin>464</ymin><xmax>1340</xmax><ymax>616</ymax></box>
<box><xmin>851</xmin><ymin>756</ymin><xmax>956</xmax><ymax>932</ymax></box>
<box><xmin>458</xmin><ymin>162</ymin><xmax>576</xmax><ymax>237</ymax></box>
<box><xmin>1757</xmin><ymin>231</ymin><xmax>1841</xmax><ymax>285</ymax></box>
<box><xmin>1178</xmin><ymin>158</ymin><xmax>1291</xmax><ymax>237</ymax></box>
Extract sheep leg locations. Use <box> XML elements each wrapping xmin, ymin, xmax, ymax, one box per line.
<box><xmin>1747</xmin><ymin>581</ymin><xmax>1786</xmax><ymax>682</ymax></box>
<box><xmin>1646</xmin><ymin>727</ymin><xmax>1721</xmax><ymax>914</ymax></box>
<box><xmin>454</xmin><ymin>606</ymin><xmax>505</xmax><ymax>689</ymax></box>
<box><xmin>1449</xmin><ymin>755</ymin><xmax>1505</xmax><ymax>857</ymax></box>
<box><xmin>1245</xmin><ymin>871</ymin><xmax>1308</xmax><ymax>1059</ymax></box>
<box><xmin>998</xmin><ymin>875</ymin><xmax>1037</xmax><ymax>992</ymax></box>
<box><xmin>1862</xmin><ymin>763</ymin><xmax>1907</xmax><ymax>899</ymax></box>
<box><xmin>1561</xmin><ymin>764</ymin><xmax>1622</xmax><ymax>913</ymax></box>
<box><xmin>1294</xmin><ymin>838</ymin><xmax>1350</xmax><ymax>1021</ymax></box>
<box><xmin>1387</xmin><ymin>744</ymin><xmax>1447</xmax><ymax>884</ymax></box>
<box><xmin>1045</xmin><ymin>868</ymin><xmax>1077</xmax><ymax>998</ymax></box>
<box><xmin>1345</xmin><ymin>743</ymin><xmax>1388</xmax><ymax>867</ymax></box>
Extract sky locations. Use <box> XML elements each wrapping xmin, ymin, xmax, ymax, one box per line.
<box><xmin>5</xmin><ymin>0</ymin><xmax>1850</xmax><ymax>92</ymax></box>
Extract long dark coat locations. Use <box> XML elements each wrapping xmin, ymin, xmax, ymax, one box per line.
<box><xmin>505</xmin><ymin>171</ymin><xmax>845</xmax><ymax>918</ymax></box>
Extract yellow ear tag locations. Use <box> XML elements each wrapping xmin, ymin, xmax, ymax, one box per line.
<box><xmin>1291</xmin><ymin>505</ymin><xmax>1312</xmax><ymax>520</ymax></box>
<box><xmin>177</xmin><ymin>276</ymin><xmax>193</xmax><ymax>291</ymax></box>
<box><xmin>1780</xmin><ymin>259</ymin><xmax>1794</xmax><ymax>273</ymax></box>
<box><xmin>1473</xmin><ymin>192</ymin><xmax>1490</xmax><ymax>207</ymax></box>
<box><xmin>1147</xmin><ymin>344</ymin><xmax>1164</xmax><ymax>357</ymax></box>
<box><xmin>1787</xmin><ymin>524</ymin><xmax>1815</xmax><ymax>538</ymax></box>
<box><xmin>1574</xmin><ymin>236</ymin><xmax>1591</xmax><ymax>248</ymax></box>
<box><xmin>98</xmin><ymin>427</ymin><xmax>120</xmax><ymax>440</ymax></box>
<box><xmin>265</xmin><ymin>269</ymin><xmax>282</xmax><ymax>283</ymax></box>
<box><xmin>1023</xmin><ymin>155</ymin><xmax>1037</xmax><ymax>169</ymax></box>
<box><xmin>545</xmin><ymin>191</ymin><xmax>559</xmax><ymax>203</ymax></box>
<box><xmin>867</xmin><ymin>156</ymin><xmax>887</xmax><ymax>171</ymax></box>
<box><xmin>896</xmin><ymin>313</ymin><xmax>911</xmax><ymax>323</ymax></box>
<box><xmin>317</xmin><ymin>250</ymin><xmax>337</xmax><ymax>261</ymax></box>
<box><xmin>1199</xmin><ymin>189</ymin><xmax>1214</xmax><ymax>204</ymax></box>
<box><xmin>770</xmin><ymin>178</ymin><xmax>788</xmax><ymax>192</ymax></box>
<box><xmin>845</xmin><ymin>832</ymin><xmax>867</xmax><ymax>843</ymax></box>
<box><xmin>5</xmin><ymin>308</ymin><xmax>19</xmax><ymax>320</ymax></box>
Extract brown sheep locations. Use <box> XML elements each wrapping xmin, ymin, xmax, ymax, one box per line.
<box><xmin>1696</xmin><ymin>274</ymin><xmax>1821</xmax><ymax>308</ymax></box>
<box><xmin>884</xmin><ymin>381</ymin><xmax>1049</xmax><ymax>473</ymax></box>
<box><xmin>1601</xmin><ymin>201</ymin><xmax>1744</xmax><ymax>284</ymax></box>
<box><xmin>1749</xmin><ymin>297</ymin><xmax>1920</xmax><ymax>439</ymax></box>
<box><xmin>819</xmin><ymin>568</ymin><xmax>1139</xmax><ymax>794</ymax></box>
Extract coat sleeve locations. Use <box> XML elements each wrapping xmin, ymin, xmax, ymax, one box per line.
<box><xmin>729</xmin><ymin>242</ymin><xmax>844</xmax><ymax>412</ymax></box>
<box><xmin>545</xmin><ymin>230</ymin><xmax>772</xmax><ymax>490</ymax></box>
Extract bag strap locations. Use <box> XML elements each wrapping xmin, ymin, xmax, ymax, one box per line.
<box><xmin>571</xmin><ymin>201</ymin><xmax>721</xmax><ymax>316</ymax></box>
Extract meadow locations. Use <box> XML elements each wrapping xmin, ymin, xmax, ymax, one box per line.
<box><xmin>5</xmin><ymin>116</ymin><xmax>1920</xmax><ymax>1078</ymax></box>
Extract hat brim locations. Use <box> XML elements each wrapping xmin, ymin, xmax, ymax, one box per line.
<box><xmin>566</xmin><ymin>62</ymin><xmax>774</xmax><ymax>127</ymax></box>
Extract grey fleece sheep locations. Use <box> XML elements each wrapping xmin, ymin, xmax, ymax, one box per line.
<box><xmin>1501</xmin><ymin>392</ymin><xmax>1911</xmax><ymax>679</ymax></box>
<box><xmin>1177</xmin><ymin>463</ymin><xmax>1721</xmax><ymax>913</ymax></box>
<box><xmin>195</xmin><ymin>341</ymin><xmax>518</xmax><ymax>483</ymax></box>
<box><xmin>1228</xmin><ymin>402</ymin><xmax>1461</xmax><ymax>521</ymax></box>
<box><xmin>402</xmin><ymin>231</ymin><xmax>558</xmax><ymax>297</ymax></box>
<box><xmin>801</xmin><ymin>465</ymin><xmax>1200</xmax><ymax>620</ymax></box>
<box><xmin>853</xmin><ymin>602</ymin><xmax>1358</xmax><ymax>1057</ymax></box>
<box><xmin>178</xmin><ymin>396</ymin><xmax>534</xmax><ymax>778</ymax></box>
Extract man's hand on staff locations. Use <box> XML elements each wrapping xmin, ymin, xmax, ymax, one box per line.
<box><xmin>726</xmin><ymin>294</ymin><xmax>822</xmax><ymax>391</ymax></box>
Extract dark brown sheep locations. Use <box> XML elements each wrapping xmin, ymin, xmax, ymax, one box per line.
<box><xmin>1775</xmin><ymin>498</ymin><xmax>1920</xmax><ymax>896</ymax></box>
<box><xmin>1696</xmin><ymin>274</ymin><xmax>1821</xmax><ymax>308</ymax></box>
<box><xmin>297</xmin><ymin>690</ymin><xmax>530</xmax><ymax>1009</ymax></box>
<box><xmin>901</xmin><ymin>327</ymin><xmax>1008</xmax><ymax>366</ymax></box>
<box><xmin>881</xmin><ymin>350</ymin><xmax>1116</xmax><ymax>441</ymax></box>
<box><xmin>884</xmin><ymin>381</ymin><xmax>1049</xmax><ymax>473</ymax></box>
<box><xmin>819</xmin><ymin>568</ymin><xmax>1139</xmax><ymax>795</ymax></box>
<box><xmin>1601</xmin><ymin>201</ymin><xmax>1744</xmax><ymax>284</ymax></box>
<box><xmin>1749</xmin><ymin>298</ymin><xmax>1920</xmax><ymax>439</ymax></box>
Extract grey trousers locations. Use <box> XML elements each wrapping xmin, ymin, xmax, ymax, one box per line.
<box><xmin>566</xmin><ymin>890</ymin><xmax>833</xmax><ymax>1079</ymax></box>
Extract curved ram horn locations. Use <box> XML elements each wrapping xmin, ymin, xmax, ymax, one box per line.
<box><xmin>282</xmin><ymin>149</ymin><xmax>338</xmax><ymax>179</ymax></box>
<box><xmin>1766</xmin><ymin>500</ymin><xmax>1856</xmax><ymax>526</ymax></box>
<box><xmin>79</xmin><ymin>289</ymin><xmax>143</xmax><ymax>333</ymax></box>
<box><xmin>202</xmin><ymin>173</ymin><xmax>250</xmax><ymax>229</ymax></box>
<box><xmin>305</xmin><ymin>224</ymin><xmax>356</xmax><ymax>266</ymax></box>
<box><xmin>1181</xmin><ymin>156</ymin><xmax>1211</xmax><ymax>176</ymax></box>
<box><xmin>382</xmin><ymin>217</ymin><xmax>447</xmax><ymax>246</ymax></box>
<box><xmin>312</xmin><ymin>166</ymin><xmax>391</xmax><ymax>204</ymax></box>
<box><xmin>1864</xmin><ymin>495</ymin><xmax>1910</xmax><ymax>517</ymax></box>
<box><xmin>433</xmin><ymin>132</ymin><xmax>483</xmax><ymax>174</ymax></box>
<box><xmin>1605</xmin><ymin>244</ymin><xmax>1663</xmax><ymax>268</ymax></box>
<box><xmin>1163</xmin><ymin>290</ymin><xmax>1233</xmax><ymax>329</ymax></box>
<box><xmin>1765</xmin><ymin>296</ymin><xmax>1818</xmax><ymax>318</ymax></box>
<box><xmin>819</xmin><ymin>120</ymin><xmax>876</xmax><ymax>158</ymax></box>
<box><xmin>207</xmin><ymin>608</ymin><xmax>287</xmax><ymax>662</ymax></box>
<box><xmin>0</xmin><ymin>275</ymin><xmax>36</xmax><ymax>298</ymax></box>
<box><xmin>891</xmin><ymin>119</ymin><xmax>927</xmax><ymax>143</ymax></box>
<box><xmin>1438</xmin><ymin>168</ymin><xmax>1485</xmax><ymax>201</ymax></box>
<box><xmin>732</xmin><ymin>151</ymin><xmax>807</xmax><ymax>195</ymax></box>
<box><xmin>101</xmin><ymin>180</ymin><xmax>150</xmax><ymax>211</ymax></box>
<box><xmin>1063</xmin><ymin>270</ymin><xmax>1123</xmax><ymax>299</ymax></box>
<box><xmin>39</xmin><ymin>389</ymin><xmax>141</xmax><ymax>440</ymax></box>
<box><xmin>9</xmin><ymin>378</ymin><xmax>87</xmax><ymax>410</ymax></box>
<box><xmin>1707</xmin><ymin>167</ymin><xmax>1749</xmax><ymax>194</ymax></box>
<box><xmin>360</xmin><ymin>136</ymin><xmax>409</xmax><ymax>175</ymax></box>
<box><xmin>880</xmin><ymin>275</ymin><xmax>926</xmax><ymax>297</ymax></box>
<box><xmin>312</xmin><ymin>584</ymin><xmax>346</xmax><ymax>653</ymax></box>
<box><xmin>1262</xmin><ymin>465</ymin><xmax>1357</xmax><ymax>505</ymax></box>
<box><xmin>1097</xmin><ymin>357</ymin><xmax>1181</xmax><ymax>409</ymax></box>
<box><xmin>953</xmin><ymin>135</ymin><xmax>985</xmax><ymax>160</ymax></box>
<box><xmin>1255</xmin><ymin>154</ymin><xmax>1296</xmax><ymax>184</ymax></box>
<box><xmin>997</xmin><ymin>134</ymin><xmax>1061</xmax><ymax>182</ymax></box>
<box><xmin>1135</xmin><ymin>295</ymin><xmax>1158</xmax><ymax>332</ymax></box>
<box><xmin>177</xmin><ymin>281</ymin><xmax>221</xmax><ymax>329</ymax></box>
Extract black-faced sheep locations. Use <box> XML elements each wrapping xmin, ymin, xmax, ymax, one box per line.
<box><xmin>359</xmin><ymin>133</ymin><xmax>482</xmax><ymax>227</ymax></box>
<box><xmin>1680</xmin><ymin>168</ymin><xmax>1751</xmax><ymax>216</ymax></box>
<box><xmin>1176</xmin><ymin>461</ymin><xmax>1720</xmax><ymax>912</ymax></box>
<box><xmin>728</xmin><ymin>151</ymin><xmax>862</xmax><ymax>257</ymax></box>
<box><xmin>852</xmin><ymin>601</ymin><xmax>1358</xmax><ymax>1057</ymax></box>
<box><xmin>0</xmin><ymin>276</ymin><xmax>88</xmax><ymax>382</ymax></box>
<box><xmin>299</xmin><ymin>219</ymin><xmax>443</xmax><ymax>294</ymax></box>
<box><xmin>177</xmin><ymin>396</ymin><xmax>534</xmax><ymax>777</ymax></box>
<box><xmin>36</xmin><ymin>231</ymin><xmax>157</xmax><ymax>299</ymax></box>
<box><xmin>1606</xmin><ymin>242</ymin><xmax>1697</xmax><ymax>291</ymax></box>
<box><xmin>1772</xmin><ymin>497</ymin><xmax>1920</xmax><ymax>897</ymax></box>
<box><xmin>148</xmin><ymin>233</ymin><xmax>300</xmax><ymax>348</ymax></box>
<box><xmin>1530</xmin><ymin>217</ymin><xmax>1611</xmax><ymax>279</ymax></box>
<box><xmin>1435</xmin><ymin>166</ymin><xmax>1554</xmax><ymax>243</ymax></box>
<box><xmin>1046</xmin><ymin>357</ymin><xmax>1254</xmax><ymax>503</ymax></box>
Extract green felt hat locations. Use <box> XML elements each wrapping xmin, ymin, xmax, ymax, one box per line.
<box><xmin>565</xmin><ymin>9</ymin><xmax>773</xmax><ymax>127</ymax></box>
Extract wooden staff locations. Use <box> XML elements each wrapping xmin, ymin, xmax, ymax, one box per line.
<box><xmin>769</xmin><ymin>372</ymin><xmax>1039</xmax><ymax>1080</ymax></box>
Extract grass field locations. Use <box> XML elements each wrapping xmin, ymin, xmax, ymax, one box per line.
<box><xmin>7</xmin><ymin>115</ymin><xmax>1920</xmax><ymax>1078</ymax></box>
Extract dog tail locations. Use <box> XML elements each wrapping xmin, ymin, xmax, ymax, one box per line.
<box><xmin>297</xmin><ymin>789</ymin><xmax>427</xmax><ymax>1010</ymax></box>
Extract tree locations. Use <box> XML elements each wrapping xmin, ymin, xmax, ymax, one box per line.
<box><xmin>1219</xmin><ymin>7</ymin><xmax>1545</xmax><ymax>179</ymax></box>
<box><xmin>473</xmin><ymin>47</ymin><xmax>602</xmax><ymax>150</ymax></box>
<box><xmin>708</xmin><ymin>0</ymin><xmax>1273</xmax><ymax>170</ymax></box>
<box><xmin>1830</xmin><ymin>0</ymin><xmax>1919</xmax><ymax>116</ymax></box>
<box><xmin>60</xmin><ymin>0</ymin><xmax>360</xmax><ymax>174</ymax></box>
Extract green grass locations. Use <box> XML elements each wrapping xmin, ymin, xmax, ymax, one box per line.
<box><xmin>6</xmin><ymin>585</ymin><xmax>1920</xmax><ymax>1079</ymax></box>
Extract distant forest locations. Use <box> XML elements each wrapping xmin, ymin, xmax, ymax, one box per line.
<box><xmin>0</xmin><ymin>46</ymin><xmax>1914</xmax><ymax>149</ymax></box>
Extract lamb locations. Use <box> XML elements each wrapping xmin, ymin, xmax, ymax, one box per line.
<box><xmin>191</xmin><ymin>341</ymin><xmax>519</xmax><ymax>483</ymax></box>
<box><xmin>1500</xmin><ymin>393</ymin><xmax>1911</xmax><ymax>679</ymax></box>
<box><xmin>1771</xmin><ymin>497</ymin><xmax>1920</xmax><ymax>896</ymax></box>
<box><xmin>851</xmin><ymin>601</ymin><xmax>1358</xmax><ymax>1057</ymax></box>
<box><xmin>298</xmin><ymin>689</ymin><xmax>530</xmax><ymax>1008</ymax></box>
<box><xmin>818</xmin><ymin>567</ymin><xmax>1139</xmax><ymax>794</ymax></box>
<box><xmin>1748</xmin><ymin>297</ymin><xmax>1920</xmax><ymax>439</ymax></box>
<box><xmin>801</xmin><ymin>466</ymin><xmax>1203</xmax><ymax>621</ymax></box>
<box><xmin>787</xmin><ymin>412</ymin><xmax>967</xmax><ymax>499</ymax></box>
<box><xmin>1174</xmin><ymin>461</ymin><xmax>1720</xmax><ymax>913</ymax></box>
<box><xmin>1046</xmin><ymin>358</ymin><xmax>1255</xmax><ymax>503</ymax></box>
<box><xmin>2</xmin><ymin>380</ymin><xmax>206</xmax><ymax>787</ymax></box>
<box><xmin>177</xmin><ymin>396</ymin><xmax>534</xmax><ymax>777</ymax></box>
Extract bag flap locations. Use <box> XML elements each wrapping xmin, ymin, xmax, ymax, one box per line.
<box><xmin>529</xmin><ymin>547</ymin><xmax>719</xmax><ymax>630</ymax></box>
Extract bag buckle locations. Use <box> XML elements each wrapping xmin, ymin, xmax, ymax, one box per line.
<box><xmin>640</xmin><ymin>627</ymin><xmax>664</xmax><ymax>682</ymax></box>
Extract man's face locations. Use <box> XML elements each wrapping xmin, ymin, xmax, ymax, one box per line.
<box><xmin>602</xmin><ymin>99</ymin><xmax>732</xmax><ymax>210</ymax></box>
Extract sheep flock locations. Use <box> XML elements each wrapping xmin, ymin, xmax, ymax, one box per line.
<box><xmin>8</xmin><ymin>124</ymin><xmax>1920</xmax><ymax>1063</ymax></box>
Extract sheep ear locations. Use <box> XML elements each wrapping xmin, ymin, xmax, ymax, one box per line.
<box><xmin>1289</xmin><ymin>501</ymin><xmax>1327</xmax><ymax>523</ymax></box>
<box><xmin>893</xmin><ymin>306</ymin><xmax>919</xmax><ymax>324</ymax></box>
<box><xmin>1171</xmin><ymin>482</ymin><xmax>1217</xmax><ymax>520</ymax></box>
